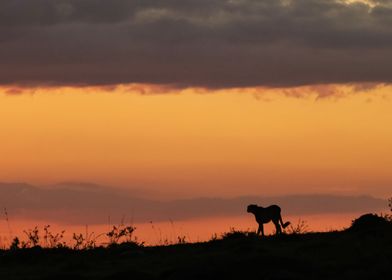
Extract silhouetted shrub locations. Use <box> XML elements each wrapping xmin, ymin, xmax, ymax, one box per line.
<box><xmin>220</xmin><ymin>228</ymin><xmax>257</xmax><ymax>240</ymax></box>
<box><xmin>209</xmin><ymin>233</ymin><xmax>218</xmax><ymax>241</ymax></box>
<box><xmin>107</xmin><ymin>225</ymin><xmax>135</xmax><ymax>244</ymax></box>
<box><xmin>349</xmin><ymin>213</ymin><xmax>392</xmax><ymax>232</ymax></box>
<box><xmin>384</xmin><ymin>197</ymin><xmax>392</xmax><ymax>222</ymax></box>
<box><xmin>177</xmin><ymin>235</ymin><xmax>187</xmax><ymax>244</ymax></box>
<box><xmin>10</xmin><ymin>237</ymin><xmax>20</xmax><ymax>250</ymax></box>
<box><xmin>287</xmin><ymin>219</ymin><xmax>309</xmax><ymax>235</ymax></box>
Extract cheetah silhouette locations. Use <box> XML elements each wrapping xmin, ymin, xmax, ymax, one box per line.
<box><xmin>247</xmin><ymin>204</ymin><xmax>290</xmax><ymax>236</ymax></box>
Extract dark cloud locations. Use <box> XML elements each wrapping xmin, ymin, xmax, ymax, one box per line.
<box><xmin>0</xmin><ymin>0</ymin><xmax>391</xmax><ymax>88</ymax></box>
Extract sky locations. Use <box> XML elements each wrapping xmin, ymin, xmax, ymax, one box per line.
<box><xmin>0</xmin><ymin>1</ymin><xmax>391</xmax><ymax>215</ymax></box>
<box><xmin>0</xmin><ymin>85</ymin><xmax>391</xmax><ymax>198</ymax></box>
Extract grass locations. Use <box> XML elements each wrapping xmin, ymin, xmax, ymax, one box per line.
<box><xmin>0</xmin><ymin>214</ymin><xmax>391</xmax><ymax>279</ymax></box>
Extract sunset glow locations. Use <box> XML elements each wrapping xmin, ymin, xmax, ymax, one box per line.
<box><xmin>1</xmin><ymin>84</ymin><xmax>391</xmax><ymax>198</ymax></box>
<box><xmin>1</xmin><ymin>0</ymin><xmax>392</xmax><ymax>251</ymax></box>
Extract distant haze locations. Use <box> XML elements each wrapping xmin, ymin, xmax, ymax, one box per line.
<box><xmin>0</xmin><ymin>182</ymin><xmax>387</xmax><ymax>225</ymax></box>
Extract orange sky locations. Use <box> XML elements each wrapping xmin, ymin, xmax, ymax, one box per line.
<box><xmin>0</xmin><ymin>84</ymin><xmax>391</xmax><ymax>198</ymax></box>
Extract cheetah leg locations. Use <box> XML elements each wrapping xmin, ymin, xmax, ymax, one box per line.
<box><xmin>273</xmin><ymin>220</ymin><xmax>282</xmax><ymax>235</ymax></box>
<box><xmin>257</xmin><ymin>224</ymin><xmax>265</xmax><ymax>237</ymax></box>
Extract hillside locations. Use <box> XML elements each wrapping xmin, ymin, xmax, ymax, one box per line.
<box><xmin>1</xmin><ymin>219</ymin><xmax>391</xmax><ymax>280</ymax></box>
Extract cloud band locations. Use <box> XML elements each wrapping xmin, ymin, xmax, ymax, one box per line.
<box><xmin>1</xmin><ymin>0</ymin><xmax>391</xmax><ymax>88</ymax></box>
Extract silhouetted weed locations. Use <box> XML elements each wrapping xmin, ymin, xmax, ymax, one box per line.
<box><xmin>287</xmin><ymin>219</ymin><xmax>309</xmax><ymax>235</ymax></box>
<box><xmin>106</xmin><ymin>224</ymin><xmax>144</xmax><ymax>248</ymax></box>
<box><xmin>71</xmin><ymin>232</ymin><xmax>102</xmax><ymax>250</ymax></box>
<box><xmin>43</xmin><ymin>225</ymin><xmax>66</xmax><ymax>248</ymax></box>
<box><xmin>23</xmin><ymin>226</ymin><xmax>40</xmax><ymax>248</ymax></box>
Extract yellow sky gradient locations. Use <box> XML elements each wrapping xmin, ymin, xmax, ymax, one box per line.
<box><xmin>0</xmin><ymin>84</ymin><xmax>391</xmax><ymax>198</ymax></box>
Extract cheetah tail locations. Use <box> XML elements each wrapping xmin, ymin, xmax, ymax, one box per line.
<box><xmin>282</xmin><ymin>221</ymin><xmax>291</xmax><ymax>228</ymax></box>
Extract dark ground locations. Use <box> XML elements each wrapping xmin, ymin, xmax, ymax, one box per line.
<box><xmin>0</xmin><ymin>223</ymin><xmax>391</xmax><ymax>280</ymax></box>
